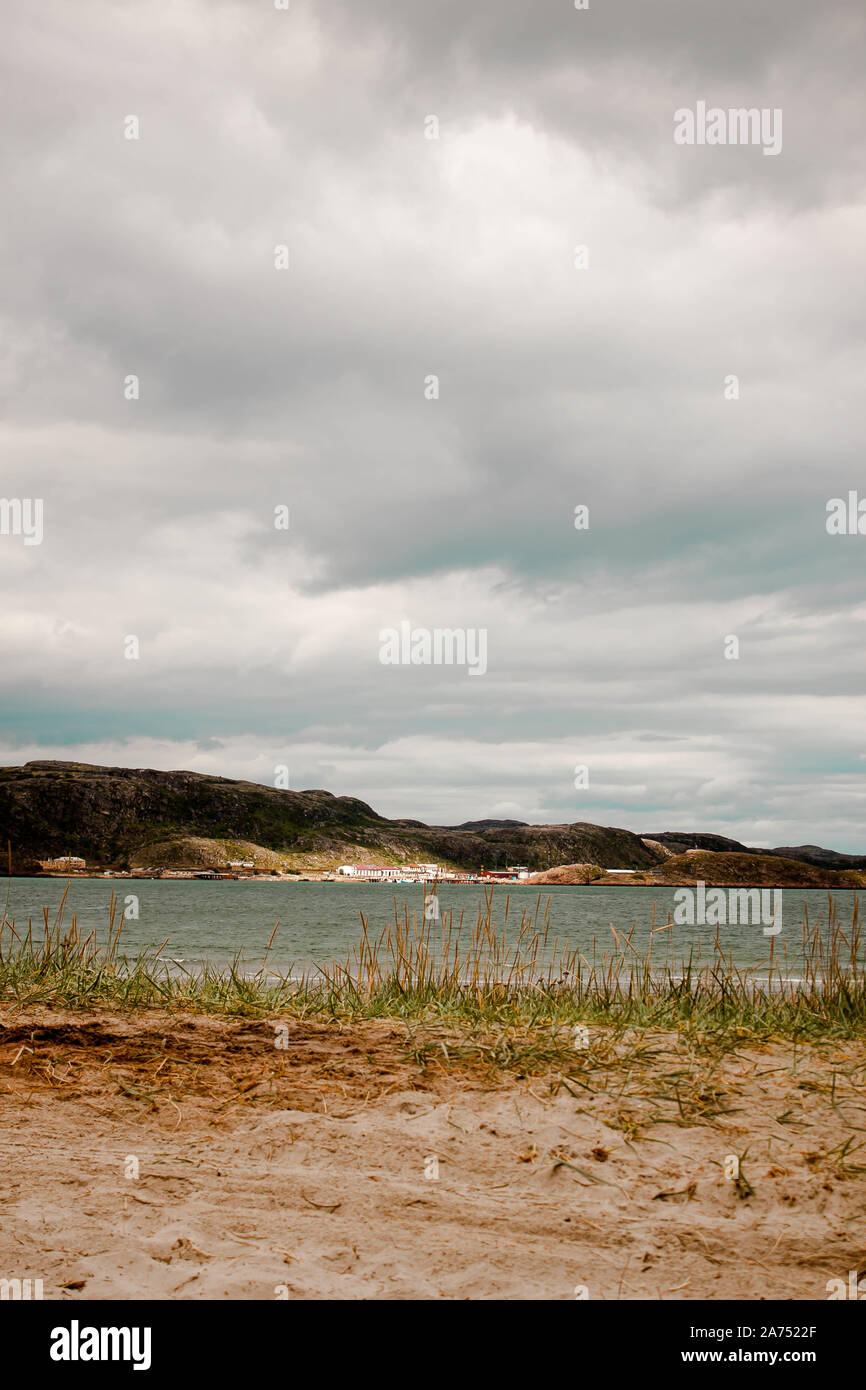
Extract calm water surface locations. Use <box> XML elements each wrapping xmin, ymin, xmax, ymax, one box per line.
<box><xmin>1</xmin><ymin>878</ymin><xmax>857</xmax><ymax>978</ymax></box>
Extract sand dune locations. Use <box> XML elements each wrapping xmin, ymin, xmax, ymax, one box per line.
<box><xmin>1</xmin><ymin>1010</ymin><xmax>864</xmax><ymax>1300</ymax></box>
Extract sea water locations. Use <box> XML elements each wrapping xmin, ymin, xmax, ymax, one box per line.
<box><xmin>0</xmin><ymin>878</ymin><xmax>856</xmax><ymax>980</ymax></box>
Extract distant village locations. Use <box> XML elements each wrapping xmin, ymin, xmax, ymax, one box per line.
<box><xmin>335</xmin><ymin>863</ymin><xmax>531</xmax><ymax>884</ymax></box>
<box><xmin>36</xmin><ymin>855</ymin><xmax>534</xmax><ymax>883</ymax></box>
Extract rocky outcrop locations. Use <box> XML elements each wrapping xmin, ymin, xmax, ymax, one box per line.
<box><xmin>640</xmin><ymin>831</ymin><xmax>866</xmax><ymax>873</ymax></box>
<box><xmin>647</xmin><ymin>851</ymin><xmax>866</xmax><ymax>888</ymax></box>
<box><xmin>767</xmin><ymin>844</ymin><xmax>866</xmax><ymax>871</ymax></box>
<box><xmin>640</xmin><ymin>831</ymin><xmax>758</xmax><ymax>856</ymax></box>
<box><xmin>530</xmin><ymin>852</ymin><xmax>866</xmax><ymax>889</ymax></box>
<box><xmin>528</xmin><ymin>863</ymin><xmax>605</xmax><ymax>885</ymax></box>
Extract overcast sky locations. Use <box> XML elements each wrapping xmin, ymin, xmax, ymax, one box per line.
<box><xmin>1</xmin><ymin>0</ymin><xmax>864</xmax><ymax>848</ymax></box>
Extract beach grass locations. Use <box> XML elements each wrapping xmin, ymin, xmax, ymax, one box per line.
<box><xmin>0</xmin><ymin>884</ymin><xmax>864</xmax><ymax>1054</ymax></box>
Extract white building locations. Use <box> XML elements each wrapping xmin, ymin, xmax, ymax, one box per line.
<box><xmin>482</xmin><ymin>865</ymin><xmax>530</xmax><ymax>881</ymax></box>
<box><xmin>337</xmin><ymin>863</ymin><xmax>440</xmax><ymax>880</ymax></box>
<box><xmin>338</xmin><ymin>864</ymin><xmax>396</xmax><ymax>879</ymax></box>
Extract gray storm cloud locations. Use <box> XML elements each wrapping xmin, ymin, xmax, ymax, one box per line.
<box><xmin>1</xmin><ymin>0</ymin><xmax>864</xmax><ymax>847</ymax></box>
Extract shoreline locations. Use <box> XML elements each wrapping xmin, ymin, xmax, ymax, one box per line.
<box><xmin>11</xmin><ymin>872</ymin><xmax>864</xmax><ymax>889</ymax></box>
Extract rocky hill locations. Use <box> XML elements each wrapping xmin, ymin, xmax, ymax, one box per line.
<box><xmin>529</xmin><ymin>852</ymin><xmax>866</xmax><ymax>889</ymax></box>
<box><xmin>641</xmin><ymin>831</ymin><xmax>866</xmax><ymax>871</ymax></box>
<box><xmin>767</xmin><ymin>844</ymin><xmax>866</xmax><ymax>871</ymax></box>
<box><xmin>644</xmin><ymin>851</ymin><xmax>866</xmax><ymax>888</ymax></box>
<box><xmin>0</xmin><ymin>762</ymin><xmax>662</xmax><ymax>874</ymax></box>
<box><xmin>0</xmin><ymin>762</ymin><xmax>861</xmax><ymax>883</ymax></box>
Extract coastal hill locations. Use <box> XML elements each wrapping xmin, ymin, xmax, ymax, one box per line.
<box><xmin>650</xmin><ymin>850</ymin><xmax>866</xmax><ymax>887</ymax></box>
<box><xmin>0</xmin><ymin>761</ymin><xmax>862</xmax><ymax>887</ymax></box>
<box><xmin>639</xmin><ymin>831</ymin><xmax>866</xmax><ymax>871</ymax></box>
<box><xmin>0</xmin><ymin>761</ymin><xmax>659</xmax><ymax>874</ymax></box>
<box><xmin>530</xmin><ymin>852</ymin><xmax>866</xmax><ymax>889</ymax></box>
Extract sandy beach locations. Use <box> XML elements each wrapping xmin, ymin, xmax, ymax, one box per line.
<box><xmin>1</xmin><ymin>1009</ymin><xmax>864</xmax><ymax>1300</ymax></box>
